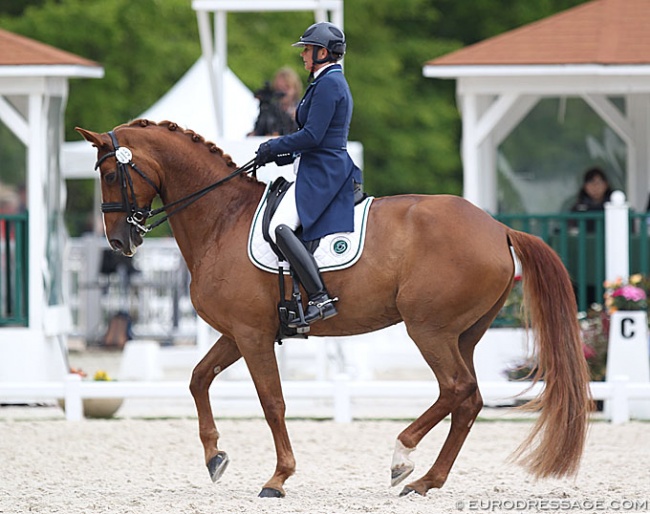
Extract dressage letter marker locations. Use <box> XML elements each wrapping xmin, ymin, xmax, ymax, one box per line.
<box><xmin>607</xmin><ymin>311</ymin><xmax>650</xmax><ymax>418</ymax></box>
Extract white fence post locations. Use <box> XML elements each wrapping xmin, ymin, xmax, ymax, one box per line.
<box><xmin>64</xmin><ymin>374</ymin><xmax>83</xmax><ymax>421</ymax></box>
<box><xmin>610</xmin><ymin>376</ymin><xmax>630</xmax><ymax>424</ymax></box>
<box><xmin>604</xmin><ymin>190</ymin><xmax>629</xmax><ymax>281</ymax></box>
<box><xmin>334</xmin><ymin>374</ymin><xmax>352</xmax><ymax>423</ymax></box>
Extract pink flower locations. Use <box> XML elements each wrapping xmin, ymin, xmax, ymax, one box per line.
<box><xmin>583</xmin><ymin>343</ymin><xmax>597</xmax><ymax>360</ymax></box>
<box><xmin>612</xmin><ymin>285</ymin><xmax>646</xmax><ymax>302</ymax></box>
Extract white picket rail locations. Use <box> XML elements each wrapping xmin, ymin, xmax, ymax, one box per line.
<box><xmin>1</xmin><ymin>374</ymin><xmax>649</xmax><ymax>424</ymax></box>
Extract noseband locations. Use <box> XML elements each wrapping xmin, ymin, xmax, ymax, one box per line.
<box><xmin>95</xmin><ymin>130</ymin><xmax>257</xmax><ymax>235</ymax></box>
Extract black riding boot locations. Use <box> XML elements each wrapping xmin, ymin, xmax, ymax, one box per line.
<box><xmin>274</xmin><ymin>224</ymin><xmax>338</xmax><ymax>327</ymax></box>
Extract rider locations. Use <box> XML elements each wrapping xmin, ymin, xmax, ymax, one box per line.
<box><xmin>254</xmin><ymin>21</ymin><xmax>362</xmax><ymax>328</ymax></box>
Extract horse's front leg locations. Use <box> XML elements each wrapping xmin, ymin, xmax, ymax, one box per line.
<box><xmin>189</xmin><ymin>334</ymin><xmax>242</xmax><ymax>482</ymax></box>
<box><xmin>241</xmin><ymin>342</ymin><xmax>296</xmax><ymax>498</ymax></box>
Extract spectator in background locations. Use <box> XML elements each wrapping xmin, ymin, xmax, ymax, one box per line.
<box><xmin>570</xmin><ymin>167</ymin><xmax>613</xmax><ymax>224</ymax></box>
<box><xmin>249</xmin><ymin>67</ymin><xmax>302</xmax><ymax>136</ymax></box>
<box><xmin>272</xmin><ymin>66</ymin><xmax>302</xmax><ymax>123</ymax></box>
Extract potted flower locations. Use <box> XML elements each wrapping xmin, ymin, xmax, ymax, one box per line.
<box><xmin>603</xmin><ymin>274</ymin><xmax>648</xmax><ymax>313</ymax></box>
<box><xmin>61</xmin><ymin>369</ymin><xmax>123</xmax><ymax>419</ymax></box>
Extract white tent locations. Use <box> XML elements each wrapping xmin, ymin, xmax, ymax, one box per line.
<box><xmin>62</xmin><ymin>59</ymin><xmax>259</xmax><ymax>178</ymax></box>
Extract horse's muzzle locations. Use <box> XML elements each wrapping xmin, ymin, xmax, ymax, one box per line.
<box><xmin>108</xmin><ymin>224</ymin><xmax>143</xmax><ymax>256</ymax></box>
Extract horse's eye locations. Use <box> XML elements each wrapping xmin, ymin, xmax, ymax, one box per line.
<box><xmin>104</xmin><ymin>172</ymin><xmax>117</xmax><ymax>185</ymax></box>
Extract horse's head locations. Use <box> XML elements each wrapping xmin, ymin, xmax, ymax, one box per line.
<box><xmin>76</xmin><ymin>123</ymin><xmax>162</xmax><ymax>256</ymax></box>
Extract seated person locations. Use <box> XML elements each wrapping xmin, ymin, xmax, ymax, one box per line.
<box><xmin>570</xmin><ymin>167</ymin><xmax>613</xmax><ymax>232</ymax></box>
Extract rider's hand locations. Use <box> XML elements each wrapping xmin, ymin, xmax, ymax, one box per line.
<box><xmin>255</xmin><ymin>141</ymin><xmax>274</xmax><ymax>167</ymax></box>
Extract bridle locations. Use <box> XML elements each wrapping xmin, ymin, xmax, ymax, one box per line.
<box><xmin>95</xmin><ymin>130</ymin><xmax>257</xmax><ymax>235</ymax></box>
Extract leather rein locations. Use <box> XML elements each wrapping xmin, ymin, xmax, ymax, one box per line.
<box><xmin>95</xmin><ymin>130</ymin><xmax>257</xmax><ymax>235</ymax></box>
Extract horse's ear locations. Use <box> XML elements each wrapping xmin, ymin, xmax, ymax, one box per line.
<box><xmin>75</xmin><ymin>127</ymin><xmax>107</xmax><ymax>148</ymax></box>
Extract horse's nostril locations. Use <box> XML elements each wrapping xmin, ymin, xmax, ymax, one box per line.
<box><xmin>109</xmin><ymin>239</ymin><xmax>123</xmax><ymax>251</ymax></box>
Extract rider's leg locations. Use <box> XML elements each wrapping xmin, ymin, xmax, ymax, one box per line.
<box><xmin>268</xmin><ymin>184</ymin><xmax>338</xmax><ymax>326</ymax></box>
<box><xmin>269</xmin><ymin>183</ymin><xmax>300</xmax><ymax>244</ymax></box>
<box><xmin>274</xmin><ymin>224</ymin><xmax>338</xmax><ymax>326</ymax></box>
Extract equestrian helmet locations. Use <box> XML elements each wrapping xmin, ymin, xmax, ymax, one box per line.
<box><xmin>292</xmin><ymin>22</ymin><xmax>346</xmax><ymax>59</ymax></box>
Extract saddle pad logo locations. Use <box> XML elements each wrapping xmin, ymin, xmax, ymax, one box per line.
<box><xmin>331</xmin><ymin>237</ymin><xmax>350</xmax><ymax>256</ymax></box>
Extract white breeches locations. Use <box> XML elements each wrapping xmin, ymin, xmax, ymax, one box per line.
<box><xmin>268</xmin><ymin>182</ymin><xmax>301</xmax><ymax>243</ymax></box>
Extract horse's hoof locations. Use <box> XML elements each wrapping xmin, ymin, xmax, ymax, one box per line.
<box><xmin>391</xmin><ymin>465</ymin><xmax>414</xmax><ymax>487</ymax></box>
<box><xmin>399</xmin><ymin>486</ymin><xmax>425</xmax><ymax>497</ymax></box>
<box><xmin>207</xmin><ymin>451</ymin><xmax>229</xmax><ymax>483</ymax></box>
<box><xmin>258</xmin><ymin>487</ymin><xmax>285</xmax><ymax>498</ymax></box>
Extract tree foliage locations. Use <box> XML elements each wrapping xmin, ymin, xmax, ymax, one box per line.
<box><xmin>1</xmin><ymin>0</ymin><xmax>589</xmax><ymax>206</ymax></box>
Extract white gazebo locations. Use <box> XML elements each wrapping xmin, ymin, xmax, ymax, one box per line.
<box><xmin>0</xmin><ymin>29</ymin><xmax>103</xmax><ymax>381</ymax></box>
<box><xmin>423</xmin><ymin>0</ymin><xmax>650</xmax><ymax>213</ymax></box>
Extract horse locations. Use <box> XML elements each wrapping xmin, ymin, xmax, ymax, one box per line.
<box><xmin>76</xmin><ymin>119</ymin><xmax>591</xmax><ymax>498</ymax></box>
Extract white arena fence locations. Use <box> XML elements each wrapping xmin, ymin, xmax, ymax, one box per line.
<box><xmin>1</xmin><ymin>374</ymin><xmax>649</xmax><ymax>424</ymax></box>
<box><xmin>64</xmin><ymin>236</ymin><xmax>196</xmax><ymax>344</ymax></box>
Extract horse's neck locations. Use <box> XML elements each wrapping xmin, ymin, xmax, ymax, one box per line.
<box><xmin>160</xmin><ymin>160</ymin><xmax>264</xmax><ymax>271</ymax></box>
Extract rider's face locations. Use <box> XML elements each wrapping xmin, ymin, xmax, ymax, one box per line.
<box><xmin>300</xmin><ymin>45</ymin><xmax>326</xmax><ymax>71</ymax></box>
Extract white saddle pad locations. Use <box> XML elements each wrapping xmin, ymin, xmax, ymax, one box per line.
<box><xmin>247</xmin><ymin>182</ymin><xmax>374</xmax><ymax>273</ymax></box>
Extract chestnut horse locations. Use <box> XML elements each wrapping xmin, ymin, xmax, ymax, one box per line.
<box><xmin>77</xmin><ymin>119</ymin><xmax>590</xmax><ymax>498</ymax></box>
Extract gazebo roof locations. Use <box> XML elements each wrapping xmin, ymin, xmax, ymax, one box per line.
<box><xmin>0</xmin><ymin>28</ymin><xmax>102</xmax><ymax>78</ymax></box>
<box><xmin>426</xmin><ymin>0</ymin><xmax>650</xmax><ymax>67</ymax></box>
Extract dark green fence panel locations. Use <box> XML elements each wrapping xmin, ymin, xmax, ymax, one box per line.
<box><xmin>494</xmin><ymin>212</ymin><xmax>605</xmax><ymax>312</ymax></box>
<box><xmin>0</xmin><ymin>212</ymin><xmax>28</xmax><ymax>326</ymax></box>
<box><xmin>629</xmin><ymin>212</ymin><xmax>650</xmax><ymax>277</ymax></box>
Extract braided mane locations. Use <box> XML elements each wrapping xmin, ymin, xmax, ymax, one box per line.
<box><xmin>125</xmin><ymin>118</ymin><xmax>239</xmax><ymax>170</ymax></box>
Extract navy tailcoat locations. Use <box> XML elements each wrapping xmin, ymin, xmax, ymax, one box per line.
<box><xmin>266</xmin><ymin>64</ymin><xmax>362</xmax><ymax>241</ymax></box>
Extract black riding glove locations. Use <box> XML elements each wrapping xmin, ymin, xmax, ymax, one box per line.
<box><xmin>255</xmin><ymin>141</ymin><xmax>274</xmax><ymax>167</ymax></box>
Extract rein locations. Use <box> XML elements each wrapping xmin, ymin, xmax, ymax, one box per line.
<box><xmin>96</xmin><ymin>130</ymin><xmax>258</xmax><ymax>235</ymax></box>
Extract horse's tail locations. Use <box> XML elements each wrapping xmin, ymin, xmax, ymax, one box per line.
<box><xmin>507</xmin><ymin>228</ymin><xmax>591</xmax><ymax>478</ymax></box>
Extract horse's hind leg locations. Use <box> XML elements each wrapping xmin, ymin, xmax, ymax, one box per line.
<box><xmin>398</xmin><ymin>325</ymin><xmax>487</xmax><ymax>496</ymax></box>
<box><xmin>394</xmin><ymin>292</ymin><xmax>509</xmax><ymax>496</ymax></box>
<box><xmin>189</xmin><ymin>334</ymin><xmax>242</xmax><ymax>482</ymax></box>
<box><xmin>390</xmin><ymin>327</ymin><xmax>478</xmax><ymax>494</ymax></box>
